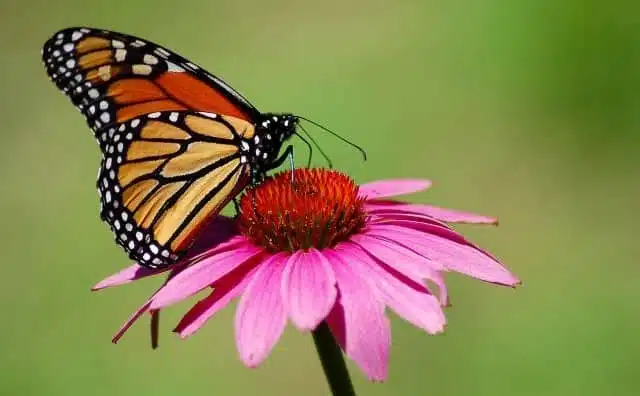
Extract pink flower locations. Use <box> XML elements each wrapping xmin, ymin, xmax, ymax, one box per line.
<box><xmin>94</xmin><ymin>169</ymin><xmax>519</xmax><ymax>381</ymax></box>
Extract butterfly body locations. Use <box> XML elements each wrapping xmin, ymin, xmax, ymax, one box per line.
<box><xmin>42</xmin><ymin>27</ymin><xmax>299</xmax><ymax>268</ymax></box>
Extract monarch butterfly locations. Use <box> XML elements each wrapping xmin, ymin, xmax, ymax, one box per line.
<box><xmin>41</xmin><ymin>27</ymin><xmax>336</xmax><ymax>269</ymax></box>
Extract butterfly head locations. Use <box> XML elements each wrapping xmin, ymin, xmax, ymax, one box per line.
<box><xmin>261</xmin><ymin>113</ymin><xmax>298</xmax><ymax>141</ymax></box>
<box><xmin>245</xmin><ymin>113</ymin><xmax>298</xmax><ymax>183</ymax></box>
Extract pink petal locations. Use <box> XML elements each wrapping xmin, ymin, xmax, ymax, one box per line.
<box><xmin>353</xmin><ymin>232</ymin><xmax>451</xmax><ymax>303</ymax></box>
<box><xmin>359</xmin><ymin>179</ymin><xmax>431</xmax><ymax>200</ymax></box>
<box><xmin>368</xmin><ymin>223</ymin><xmax>520</xmax><ymax>286</ymax></box>
<box><xmin>182</xmin><ymin>235</ymin><xmax>249</xmax><ymax>265</ymax></box>
<box><xmin>351</xmin><ymin>233</ymin><xmax>444</xmax><ymax>280</ymax></box>
<box><xmin>368</xmin><ymin>210</ymin><xmax>449</xmax><ymax>228</ymax></box>
<box><xmin>325</xmin><ymin>301</ymin><xmax>346</xmax><ymax>348</ymax></box>
<box><xmin>111</xmin><ymin>266</ymin><xmax>185</xmax><ymax>343</ymax></box>
<box><xmin>352</xmin><ymin>234</ymin><xmax>449</xmax><ymax>305</ymax></box>
<box><xmin>235</xmin><ymin>254</ymin><xmax>288</xmax><ymax>368</ymax></box>
<box><xmin>175</xmin><ymin>265</ymin><xmax>257</xmax><ymax>338</ymax></box>
<box><xmin>281</xmin><ymin>249</ymin><xmax>337</xmax><ymax>331</ymax></box>
<box><xmin>112</xmin><ymin>300</ymin><xmax>152</xmax><ymax>344</ymax></box>
<box><xmin>92</xmin><ymin>264</ymin><xmax>168</xmax><ymax>291</ymax></box>
<box><xmin>325</xmin><ymin>255</ymin><xmax>390</xmax><ymax>382</ymax></box>
<box><xmin>422</xmin><ymin>267</ymin><xmax>450</xmax><ymax>306</ymax></box>
<box><xmin>372</xmin><ymin>217</ymin><xmax>490</xmax><ymax>253</ymax></box>
<box><xmin>150</xmin><ymin>245</ymin><xmax>262</xmax><ymax>309</ymax></box>
<box><xmin>367</xmin><ymin>201</ymin><xmax>498</xmax><ymax>225</ymax></box>
<box><xmin>334</xmin><ymin>245</ymin><xmax>445</xmax><ymax>334</ymax></box>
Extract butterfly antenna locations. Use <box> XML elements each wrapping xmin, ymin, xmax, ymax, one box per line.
<box><xmin>298</xmin><ymin>124</ymin><xmax>333</xmax><ymax>168</ymax></box>
<box><xmin>298</xmin><ymin>116</ymin><xmax>367</xmax><ymax>161</ymax></box>
<box><xmin>293</xmin><ymin>131</ymin><xmax>314</xmax><ymax>167</ymax></box>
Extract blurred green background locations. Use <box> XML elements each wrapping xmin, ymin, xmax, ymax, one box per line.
<box><xmin>1</xmin><ymin>0</ymin><xmax>638</xmax><ymax>395</ymax></box>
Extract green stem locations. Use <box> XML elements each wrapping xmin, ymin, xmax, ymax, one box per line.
<box><xmin>312</xmin><ymin>321</ymin><xmax>357</xmax><ymax>396</ymax></box>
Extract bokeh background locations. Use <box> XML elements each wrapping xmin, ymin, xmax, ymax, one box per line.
<box><xmin>1</xmin><ymin>0</ymin><xmax>638</xmax><ymax>395</ymax></box>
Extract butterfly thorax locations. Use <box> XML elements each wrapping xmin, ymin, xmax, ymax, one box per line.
<box><xmin>245</xmin><ymin>113</ymin><xmax>298</xmax><ymax>184</ymax></box>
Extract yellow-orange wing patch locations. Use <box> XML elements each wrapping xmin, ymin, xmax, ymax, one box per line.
<box><xmin>94</xmin><ymin>111</ymin><xmax>251</xmax><ymax>268</ymax></box>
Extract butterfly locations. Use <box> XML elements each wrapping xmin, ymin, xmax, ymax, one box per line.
<box><xmin>41</xmin><ymin>27</ymin><xmax>306</xmax><ymax>269</ymax></box>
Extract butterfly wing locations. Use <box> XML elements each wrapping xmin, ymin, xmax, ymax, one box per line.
<box><xmin>42</xmin><ymin>27</ymin><xmax>262</xmax><ymax>268</ymax></box>
<box><xmin>97</xmin><ymin>111</ymin><xmax>253</xmax><ymax>268</ymax></box>
<box><xmin>41</xmin><ymin>27</ymin><xmax>261</xmax><ymax>149</ymax></box>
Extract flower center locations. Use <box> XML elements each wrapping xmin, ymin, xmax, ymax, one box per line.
<box><xmin>238</xmin><ymin>168</ymin><xmax>367</xmax><ymax>252</ymax></box>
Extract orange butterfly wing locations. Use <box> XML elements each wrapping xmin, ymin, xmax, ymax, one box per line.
<box><xmin>101</xmin><ymin>111</ymin><xmax>252</xmax><ymax>268</ymax></box>
<box><xmin>42</xmin><ymin>27</ymin><xmax>260</xmax><ymax>142</ymax></box>
<box><xmin>42</xmin><ymin>28</ymin><xmax>261</xmax><ymax>268</ymax></box>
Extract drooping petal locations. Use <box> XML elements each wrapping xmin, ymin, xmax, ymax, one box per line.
<box><xmin>368</xmin><ymin>210</ymin><xmax>449</xmax><ymax>228</ymax></box>
<box><xmin>422</xmin><ymin>267</ymin><xmax>449</xmax><ymax>306</ymax></box>
<box><xmin>372</xmin><ymin>217</ymin><xmax>489</xmax><ymax>253</ymax></box>
<box><xmin>355</xmin><ymin>228</ymin><xmax>450</xmax><ymax>304</ymax></box>
<box><xmin>325</xmin><ymin>256</ymin><xmax>390</xmax><ymax>382</ymax></box>
<box><xmin>366</xmin><ymin>201</ymin><xmax>498</xmax><ymax>224</ymax></box>
<box><xmin>359</xmin><ymin>179</ymin><xmax>431</xmax><ymax>200</ymax></box>
<box><xmin>367</xmin><ymin>223</ymin><xmax>520</xmax><ymax>286</ymax></box>
<box><xmin>150</xmin><ymin>245</ymin><xmax>262</xmax><ymax>309</ymax></box>
<box><xmin>112</xmin><ymin>300</ymin><xmax>152</xmax><ymax>344</ymax></box>
<box><xmin>182</xmin><ymin>235</ymin><xmax>250</xmax><ymax>265</ymax></box>
<box><xmin>175</xmin><ymin>265</ymin><xmax>258</xmax><ymax>338</ymax></box>
<box><xmin>281</xmin><ymin>249</ymin><xmax>337</xmax><ymax>331</ymax></box>
<box><xmin>350</xmin><ymin>233</ymin><xmax>444</xmax><ymax>281</ymax></box>
<box><xmin>332</xmin><ymin>245</ymin><xmax>446</xmax><ymax>334</ymax></box>
<box><xmin>111</xmin><ymin>265</ymin><xmax>185</xmax><ymax>343</ymax></box>
<box><xmin>235</xmin><ymin>254</ymin><xmax>288</xmax><ymax>368</ymax></box>
<box><xmin>92</xmin><ymin>264</ymin><xmax>168</xmax><ymax>291</ymax></box>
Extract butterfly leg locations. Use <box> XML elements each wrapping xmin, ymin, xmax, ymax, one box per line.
<box><xmin>233</xmin><ymin>198</ymin><xmax>241</xmax><ymax>216</ymax></box>
<box><xmin>268</xmin><ymin>145</ymin><xmax>295</xmax><ymax>183</ymax></box>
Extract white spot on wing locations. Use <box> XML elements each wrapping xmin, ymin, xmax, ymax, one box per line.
<box><xmin>114</xmin><ymin>49</ymin><xmax>127</xmax><ymax>62</ymax></box>
<box><xmin>132</xmin><ymin>64</ymin><xmax>152</xmax><ymax>75</ymax></box>
<box><xmin>143</xmin><ymin>54</ymin><xmax>158</xmax><ymax>65</ymax></box>
<box><xmin>154</xmin><ymin>47</ymin><xmax>171</xmax><ymax>58</ymax></box>
<box><xmin>166</xmin><ymin>61</ymin><xmax>184</xmax><ymax>72</ymax></box>
<box><xmin>198</xmin><ymin>112</ymin><xmax>217</xmax><ymax>119</ymax></box>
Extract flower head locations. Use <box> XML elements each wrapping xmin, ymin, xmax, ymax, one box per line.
<box><xmin>94</xmin><ymin>169</ymin><xmax>519</xmax><ymax>381</ymax></box>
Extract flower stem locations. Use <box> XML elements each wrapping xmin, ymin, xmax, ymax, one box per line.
<box><xmin>312</xmin><ymin>321</ymin><xmax>356</xmax><ymax>396</ymax></box>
